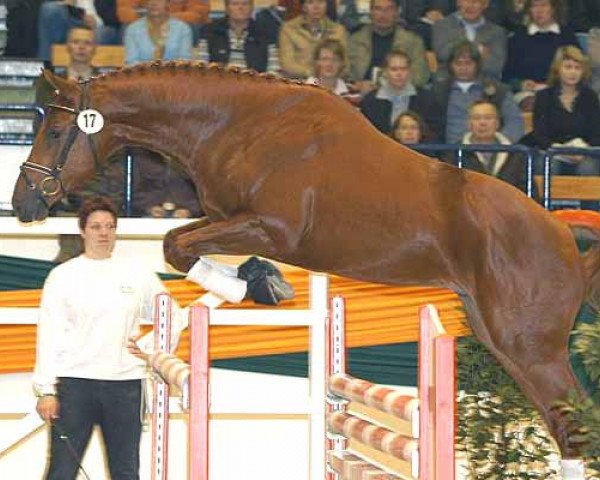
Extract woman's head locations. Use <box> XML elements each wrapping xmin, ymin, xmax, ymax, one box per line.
<box><xmin>548</xmin><ymin>45</ymin><xmax>591</xmax><ymax>86</ymax></box>
<box><xmin>302</xmin><ymin>0</ymin><xmax>327</xmax><ymax>21</ymax></box>
<box><xmin>391</xmin><ymin>111</ymin><xmax>427</xmax><ymax>144</ymax></box>
<box><xmin>313</xmin><ymin>39</ymin><xmax>347</xmax><ymax>78</ymax></box>
<box><xmin>78</xmin><ymin>196</ymin><xmax>118</xmax><ymax>259</ymax></box>
<box><xmin>525</xmin><ymin>0</ymin><xmax>565</xmax><ymax>27</ymax></box>
<box><xmin>146</xmin><ymin>0</ymin><xmax>170</xmax><ymax>19</ymax></box>
<box><xmin>382</xmin><ymin>49</ymin><xmax>411</xmax><ymax>89</ymax></box>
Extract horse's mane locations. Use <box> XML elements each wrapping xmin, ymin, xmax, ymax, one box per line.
<box><xmin>91</xmin><ymin>60</ymin><xmax>329</xmax><ymax>94</ymax></box>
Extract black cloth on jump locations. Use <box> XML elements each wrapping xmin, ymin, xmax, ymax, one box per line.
<box><xmin>237</xmin><ymin>256</ymin><xmax>295</xmax><ymax>305</ymax></box>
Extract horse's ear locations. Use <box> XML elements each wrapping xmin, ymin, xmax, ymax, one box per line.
<box><xmin>42</xmin><ymin>69</ymin><xmax>78</xmax><ymax>97</ymax></box>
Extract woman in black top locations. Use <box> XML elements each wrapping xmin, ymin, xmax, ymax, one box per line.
<box><xmin>531</xmin><ymin>45</ymin><xmax>600</xmax><ymax>174</ymax></box>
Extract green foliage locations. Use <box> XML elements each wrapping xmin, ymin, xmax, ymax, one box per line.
<box><xmin>553</xmin><ymin>392</ymin><xmax>600</xmax><ymax>474</ymax></box>
<box><xmin>457</xmin><ymin>336</ymin><xmax>558</xmax><ymax>479</ymax></box>
<box><xmin>571</xmin><ymin>321</ymin><xmax>600</xmax><ymax>403</ymax></box>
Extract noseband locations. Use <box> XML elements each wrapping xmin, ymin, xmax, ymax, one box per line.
<box><xmin>19</xmin><ymin>80</ymin><xmax>101</xmax><ymax>206</ymax></box>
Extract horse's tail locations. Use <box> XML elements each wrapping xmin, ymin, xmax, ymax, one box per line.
<box><xmin>553</xmin><ymin>209</ymin><xmax>600</xmax><ymax>311</ymax></box>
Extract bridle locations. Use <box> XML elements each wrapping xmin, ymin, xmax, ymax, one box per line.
<box><xmin>19</xmin><ymin>79</ymin><xmax>101</xmax><ymax>206</ymax></box>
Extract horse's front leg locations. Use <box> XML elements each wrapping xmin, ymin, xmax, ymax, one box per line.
<box><xmin>163</xmin><ymin>213</ymin><xmax>277</xmax><ymax>272</ymax></box>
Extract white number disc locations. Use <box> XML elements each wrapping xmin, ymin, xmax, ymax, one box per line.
<box><xmin>76</xmin><ymin>109</ymin><xmax>104</xmax><ymax>134</ymax></box>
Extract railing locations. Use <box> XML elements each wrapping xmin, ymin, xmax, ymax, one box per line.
<box><xmin>0</xmin><ymin>104</ymin><xmax>44</xmax><ymax>145</ymax></box>
<box><xmin>414</xmin><ymin>143</ymin><xmax>536</xmax><ymax>198</ymax></box>
<box><xmin>2</xmin><ymin>129</ymin><xmax>600</xmax><ymax>212</ymax></box>
<box><xmin>541</xmin><ymin>147</ymin><xmax>600</xmax><ymax>209</ymax></box>
<box><xmin>414</xmin><ymin>144</ymin><xmax>600</xmax><ymax>210</ymax></box>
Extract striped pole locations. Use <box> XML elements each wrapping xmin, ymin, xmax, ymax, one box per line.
<box><xmin>326</xmin><ymin>296</ymin><xmax>347</xmax><ymax>480</ymax></box>
<box><xmin>152</xmin><ymin>293</ymin><xmax>172</xmax><ymax>480</ymax></box>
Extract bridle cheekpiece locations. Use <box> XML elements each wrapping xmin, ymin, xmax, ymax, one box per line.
<box><xmin>19</xmin><ymin>79</ymin><xmax>101</xmax><ymax>206</ymax></box>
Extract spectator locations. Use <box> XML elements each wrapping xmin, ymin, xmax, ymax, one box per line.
<box><xmin>503</xmin><ymin>0</ymin><xmax>579</xmax><ymax>110</ymax></box>
<box><xmin>37</xmin><ymin>0</ymin><xmax>105</xmax><ymax>62</ymax></box>
<box><xmin>278</xmin><ymin>0</ymin><xmax>347</xmax><ymax>78</ymax></box>
<box><xmin>349</xmin><ymin>0</ymin><xmax>430</xmax><ymax>93</ymax></box>
<box><xmin>433</xmin><ymin>40</ymin><xmax>524</xmax><ymax>142</ymax></box>
<box><xmin>123</xmin><ymin>0</ymin><xmax>193</xmax><ymax>64</ymax></box>
<box><xmin>432</xmin><ymin>0</ymin><xmax>507</xmax><ymax>80</ymax></box>
<box><xmin>117</xmin><ymin>0</ymin><xmax>208</xmax><ymax>27</ymax></box>
<box><xmin>203</xmin><ymin>0</ymin><xmax>269</xmax><ymax>72</ymax></box>
<box><xmin>306</xmin><ymin>38</ymin><xmax>351</xmax><ymax>95</ymax></box>
<box><xmin>39</xmin><ymin>26</ymin><xmax>98</xmax><ymax>83</ymax></box>
<box><xmin>390</xmin><ymin>110</ymin><xmax>433</xmax><ymax>144</ymax></box>
<box><xmin>528</xmin><ymin>46</ymin><xmax>600</xmax><ymax>174</ymax></box>
<box><xmin>360</xmin><ymin>49</ymin><xmax>443</xmax><ymax>138</ymax></box>
<box><xmin>130</xmin><ymin>150</ymin><xmax>202</xmax><ymax>218</ymax></box>
<box><xmin>452</xmin><ymin>99</ymin><xmax>536</xmax><ymax>196</ymax></box>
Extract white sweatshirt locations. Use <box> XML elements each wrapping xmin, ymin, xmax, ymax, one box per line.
<box><xmin>33</xmin><ymin>254</ymin><xmax>165</xmax><ymax>395</ymax></box>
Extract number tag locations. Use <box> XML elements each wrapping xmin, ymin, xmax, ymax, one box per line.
<box><xmin>76</xmin><ymin>109</ymin><xmax>104</xmax><ymax>134</ymax></box>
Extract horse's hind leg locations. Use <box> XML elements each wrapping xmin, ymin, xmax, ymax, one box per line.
<box><xmin>463</xmin><ymin>293</ymin><xmax>584</xmax><ymax>459</ymax></box>
<box><xmin>163</xmin><ymin>213</ymin><xmax>279</xmax><ymax>272</ymax></box>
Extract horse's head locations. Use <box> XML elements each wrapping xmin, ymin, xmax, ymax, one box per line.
<box><xmin>12</xmin><ymin>70</ymin><xmax>102</xmax><ymax>222</ymax></box>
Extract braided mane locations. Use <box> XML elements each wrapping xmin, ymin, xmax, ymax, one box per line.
<box><xmin>91</xmin><ymin>60</ymin><xmax>325</xmax><ymax>91</ymax></box>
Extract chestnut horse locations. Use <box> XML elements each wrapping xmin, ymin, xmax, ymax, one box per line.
<box><xmin>11</xmin><ymin>63</ymin><xmax>600</xmax><ymax>458</ymax></box>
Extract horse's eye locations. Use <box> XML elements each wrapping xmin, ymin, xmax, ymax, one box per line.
<box><xmin>47</xmin><ymin>129</ymin><xmax>61</xmax><ymax>139</ymax></box>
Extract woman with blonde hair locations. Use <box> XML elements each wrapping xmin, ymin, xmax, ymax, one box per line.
<box><xmin>530</xmin><ymin>45</ymin><xmax>600</xmax><ymax>174</ymax></box>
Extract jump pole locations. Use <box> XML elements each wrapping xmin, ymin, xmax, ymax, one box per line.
<box><xmin>151</xmin><ymin>273</ymin><xmax>330</xmax><ymax>480</ymax></box>
<box><xmin>326</xmin><ymin>302</ymin><xmax>456</xmax><ymax>480</ymax></box>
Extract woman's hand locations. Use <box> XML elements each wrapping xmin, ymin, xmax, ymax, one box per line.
<box><xmin>36</xmin><ymin>396</ymin><xmax>60</xmax><ymax>423</ymax></box>
<box><xmin>127</xmin><ymin>336</ymin><xmax>149</xmax><ymax>361</ymax></box>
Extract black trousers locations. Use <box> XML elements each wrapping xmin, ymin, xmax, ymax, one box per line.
<box><xmin>45</xmin><ymin>377</ymin><xmax>142</xmax><ymax>480</ymax></box>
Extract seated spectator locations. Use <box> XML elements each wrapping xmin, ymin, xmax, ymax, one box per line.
<box><xmin>306</xmin><ymin>39</ymin><xmax>351</xmax><ymax>95</ymax></box>
<box><xmin>527</xmin><ymin>46</ymin><xmax>600</xmax><ymax>175</ymax></box>
<box><xmin>39</xmin><ymin>26</ymin><xmax>98</xmax><ymax>85</ymax></box>
<box><xmin>390</xmin><ymin>110</ymin><xmax>433</xmax><ymax>144</ymax></box>
<box><xmin>360</xmin><ymin>49</ymin><xmax>443</xmax><ymax>137</ymax></box>
<box><xmin>124</xmin><ymin>0</ymin><xmax>193</xmax><ymax>64</ymax></box>
<box><xmin>203</xmin><ymin>0</ymin><xmax>269</xmax><ymax>72</ymax></box>
<box><xmin>503</xmin><ymin>0</ymin><xmax>578</xmax><ymax>110</ymax></box>
<box><xmin>452</xmin><ymin>99</ymin><xmax>536</xmax><ymax>196</ymax></box>
<box><xmin>256</xmin><ymin>0</ymin><xmax>360</xmax><ymax>44</ymax></box>
<box><xmin>37</xmin><ymin>0</ymin><xmax>105</xmax><ymax>62</ymax></box>
<box><xmin>432</xmin><ymin>0</ymin><xmax>507</xmax><ymax>80</ymax></box>
<box><xmin>349</xmin><ymin>0</ymin><xmax>430</xmax><ymax>93</ymax></box>
<box><xmin>130</xmin><ymin>150</ymin><xmax>202</xmax><ymax>218</ymax></box>
<box><xmin>433</xmin><ymin>40</ymin><xmax>524</xmax><ymax>143</ymax></box>
<box><xmin>117</xmin><ymin>0</ymin><xmax>208</xmax><ymax>30</ymax></box>
<box><xmin>278</xmin><ymin>0</ymin><xmax>347</xmax><ymax>78</ymax></box>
